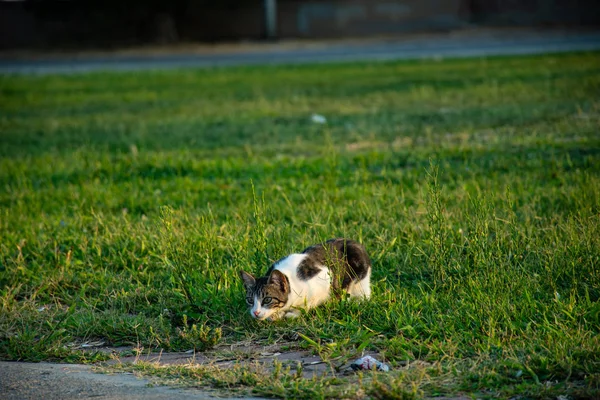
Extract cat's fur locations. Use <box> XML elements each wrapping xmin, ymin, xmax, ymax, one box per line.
<box><xmin>239</xmin><ymin>238</ymin><xmax>371</xmax><ymax>320</ymax></box>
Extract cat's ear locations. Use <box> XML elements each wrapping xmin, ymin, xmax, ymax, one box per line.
<box><xmin>268</xmin><ymin>270</ymin><xmax>289</xmax><ymax>293</ymax></box>
<box><xmin>239</xmin><ymin>271</ymin><xmax>256</xmax><ymax>289</ymax></box>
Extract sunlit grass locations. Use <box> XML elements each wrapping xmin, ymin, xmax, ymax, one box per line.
<box><xmin>1</xmin><ymin>51</ymin><xmax>599</xmax><ymax>398</ymax></box>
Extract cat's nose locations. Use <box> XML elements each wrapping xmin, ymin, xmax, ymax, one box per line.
<box><xmin>253</xmin><ymin>310</ymin><xmax>260</xmax><ymax>317</ymax></box>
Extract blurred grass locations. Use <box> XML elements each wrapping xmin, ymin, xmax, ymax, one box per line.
<box><xmin>1</xmin><ymin>51</ymin><xmax>599</xmax><ymax>398</ymax></box>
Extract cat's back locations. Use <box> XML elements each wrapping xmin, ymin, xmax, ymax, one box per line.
<box><xmin>302</xmin><ymin>238</ymin><xmax>370</xmax><ymax>266</ymax></box>
<box><xmin>271</xmin><ymin>252</ymin><xmax>332</xmax><ymax>307</ymax></box>
<box><xmin>271</xmin><ymin>253</ymin><xmax>309</xmax><ymax>277</ymax></box>
<box><xmin>302</xmin><ymin>238</ymin><xmax>371</xmax><ymax>294</ymax></box>
<box><xmin>269</xmin><ymin>238</ymin><xmax>371</xmax><ymax>285</ymax></box>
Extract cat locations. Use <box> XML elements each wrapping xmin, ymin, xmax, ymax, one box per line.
<box><xmin>239</xmin><ymin>238</ymin><xmax>371</xmax><ymax>321</ymax></box>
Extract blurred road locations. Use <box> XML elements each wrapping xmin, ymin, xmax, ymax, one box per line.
<box><xmin>0</xmin><ymin>29</ymin><xmax>599</xmax><ymax>74</ymax></box>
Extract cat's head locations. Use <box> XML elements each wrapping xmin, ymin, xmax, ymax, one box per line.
<box><xmin>239</xmin><ymin>270</ymin><xmax>289</xmax><ymax>320</ymax></box>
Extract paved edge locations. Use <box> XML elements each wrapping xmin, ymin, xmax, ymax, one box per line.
<box><xmin>1</xmin><ymin>29</ymin><xmax>599</xmax><ymax>74</ymax></box>
<box><xmin>0</xmin><ymin>361</ymin><xmax>257</xmax><ymax>400</ymax></box>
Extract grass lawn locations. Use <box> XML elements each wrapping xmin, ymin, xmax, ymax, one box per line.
<box><xmin>1</xmin><ymin>51</ymin><xmax>599</xmax><ymax>398</ymax></box>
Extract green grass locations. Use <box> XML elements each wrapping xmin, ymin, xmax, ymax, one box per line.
<box><xmin>1</xmin><ymin>51</ymin><xmax>600</xmax><ymax>398</ymax></box>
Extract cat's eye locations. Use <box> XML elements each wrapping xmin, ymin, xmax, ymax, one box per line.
<box><xmin>262</xmin><ymin>297</ymin><xmax>272</xmax><ymax>305</ymax></box>
<box><xmin>246</xmin><ymin>297</ymin><xmax>254</xmax><ymax>305</ymax></box>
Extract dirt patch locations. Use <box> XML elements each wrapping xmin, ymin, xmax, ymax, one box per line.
<box><xmin>103</xmin><ymin>341</ymin><xmax>383</xmax><ymax>378</ymax></box>
<box><xmin>1</xmin><ymin>344</ymin><xmax>478</xmax><ymax>399</ymax></box>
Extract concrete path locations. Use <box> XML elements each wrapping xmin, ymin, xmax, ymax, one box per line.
<box><xmin>0</xmin><ymin>361</ymin><xmax>269</xmax><ymax>400</ymax></box>
<box><xmin>0</xmin><ymin>344</ymin><xmax>333</xmax><ymax>400</ymax></box>
<box><xmin>0</xmin><ymin>361</ymin><xmax>217</xmax><ymax>400</ymax></box>
<box><xmin>0</xmin><ymin>345</ymin><xmax>363</xmax><ymax>399</ymax></box>
<box><xmin>0</xmin><ymin>29</ymin><xmax>598</xmax><ymax>75</ymax></box>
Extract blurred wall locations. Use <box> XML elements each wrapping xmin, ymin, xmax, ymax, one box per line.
<box><xmin>470</xmin><ymin>0</ymin><xmax>600</xmax><ymax>26</ymax></box>
<box><xmin>1</xmin><ymin>0</ymin><xmax>599</xmax><ymax>50</ymax></box>
<box><xmin>278</xmin><ymin>0</ymin><xmax>467</xmax><ymax>37</ymax></box>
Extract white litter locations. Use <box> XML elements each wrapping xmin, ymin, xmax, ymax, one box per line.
<box><xmin>350</xmin><ymin>355</ymin><xmax>390</xmax><ymax>372</ymax></box>
<box><xmin>515</xmin><ymin>370</ymin><xmax>523</xmax><ymax>378</ymax></box>
<box><xmin>311</xmin><ymin>114</ymin><xmax>327</xmax><ymax>124</ymax></box>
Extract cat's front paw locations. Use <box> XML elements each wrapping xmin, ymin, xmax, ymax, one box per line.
<box><xmin>266</xmin><ymin>312</ymin><xmax>283</xmax><ymax>322</ymax></box>
<box><xmin>284</xmin><ymin>310</ymin><xmax>301</xmax><ymax>319</ymax></box>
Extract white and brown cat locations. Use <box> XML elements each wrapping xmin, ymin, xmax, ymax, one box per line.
<box><xmin>239</xmin><ymin>238</ymin><xmax>372</xmax><ymax>320</ymax></box>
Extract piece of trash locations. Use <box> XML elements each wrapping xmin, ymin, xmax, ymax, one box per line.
<box><xmin>259</xmin><ymin>352</ymin><xmax>281</xmax><ymax>357</ymax></box>
<box><xmin>80</xmin><ymin>341</ymin><xmax>105</xmax><ymax>348</ymax></box>
<box><xmin>67</xmin><ymin>340</ymin><xmax>106</xmax><ymax>349</ymax></box>
<box><xmin>350</xmin><ymin>355</ymin><xmax>390</xmax><ymax>372</ymax></box>
<box><xmin>311</xmin><ymin>114</ymin><xmax>327</xmax><ymax>124</ymax></box>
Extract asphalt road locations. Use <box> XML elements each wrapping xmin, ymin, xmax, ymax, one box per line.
<box><xmin>1</xmin><ymin>29</ymin><xmax>599</xmax><ymax>75</ymax></box>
